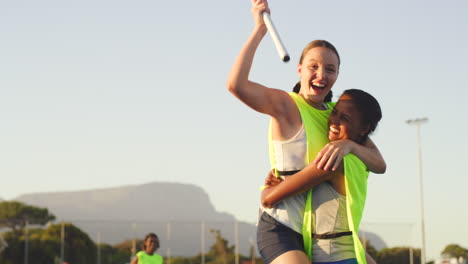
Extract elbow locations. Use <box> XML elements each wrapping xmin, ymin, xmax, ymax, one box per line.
<box><xmin>261</xmin><ymin>194</ymin><xmax>275</xmax><ymax>209</ymax></box>
<box><xmin>261</xmin><ymin>199</ymin><xmax>273</xmax><ymax>209</ymax></box>
<box><xmin>226</xmin><ymin>78</ymin><xmax>240</xmax><ymax>95</ymax></box>
<box><xmin>380</xmin><ymin>163</ymin><xmax>387</xmax><ymax>174</ymax></box>
<box><xmin>381</xmin><ymin>163</ymin><xmax>387</xmax><ymax>173</ymax></box>
<box><xmin>373</xmin><ymin>162</ymin><xmax>387</xmax><ymax>174</ymax></box>
<box><xmin>226</xmin><ymin>76</ymin><xmax>250</xmax><ymax>97</ymax></box>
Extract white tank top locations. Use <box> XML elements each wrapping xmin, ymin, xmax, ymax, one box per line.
<box><xmin>312</xmin><ymin>182</ymin><xmax>355</xmax><ymax>262</ymax></box>
<box><xmin>261</xmin><ymin>125</ymin><xmax>308</xmax><ymax>234</ymax></box>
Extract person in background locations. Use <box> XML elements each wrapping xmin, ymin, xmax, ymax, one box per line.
<box><xmin>131</xmin><ymin>233</ymin><xmax>163</xmax><ymax>264</ymax></box>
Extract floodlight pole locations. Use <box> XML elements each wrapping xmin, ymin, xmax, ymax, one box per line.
<box><xmin>406</xmin><ymin>117</ymin><xmax>428</xmax><ymax>264</ymax></box>
<box><xmin>24</xmin><ymin>221</ymin><xmax>28</xmax><ymax>264</ymax></box>
<box><xmin>60</xmin><ymin>221</ymin><xmax>65</xmax><ymax>264</ymax></box>
<box><xmin>201</xmin><ymin>221</ymin><xmax>205</xmax><ymax>264</ymax></box>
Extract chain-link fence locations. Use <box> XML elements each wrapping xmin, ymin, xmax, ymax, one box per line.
<box><xmin>0</xmin><ymin>219</ymin><xmax>419</xmax><ymax>264</ymax></box>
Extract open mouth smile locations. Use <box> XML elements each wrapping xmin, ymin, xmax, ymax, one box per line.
<box><xmin>330</xmin><ymin>126</ymin><xmax>339</xmax><ymax>134</ymax></box>
<box><xmin>311</xmin><ymin>82</ymin><xmax>326</xmax><ymax>91</ymax></box>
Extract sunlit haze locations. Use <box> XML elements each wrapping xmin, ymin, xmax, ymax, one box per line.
<box><xmin>1</xmin><ymin>0</ymin><xmax>467</xmax><ymax>261</ymax></box>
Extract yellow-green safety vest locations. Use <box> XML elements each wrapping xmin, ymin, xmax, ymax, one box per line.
<box><xmin>136</xmin><ymin>251</ymin><xmax>163</xmax><ymax>264</ymax></box>
<box><xmin>267</xmin><ymin>92</ymin><xmax>368</xmax><ymax>263</ymax></box>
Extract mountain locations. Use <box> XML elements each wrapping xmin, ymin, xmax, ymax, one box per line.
<box><xmin>17</xmin><ymin>182</ymin><xmax>234</xmax><ymax>222</ymax></box>
<box><xmin>14</xmin><ymin>182</ymin><xmax>387</xmax><ymax>256</ymax></box>
<box><xmin>15</xmin><ymin>182</ymin><xmax>256</xmax><ymax>256</ymax></box>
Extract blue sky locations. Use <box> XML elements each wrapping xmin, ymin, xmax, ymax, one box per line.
<box><xmin>1</xmin><ymin>0</ymin><xmax>467</xmax><ymax>261</ymax></box>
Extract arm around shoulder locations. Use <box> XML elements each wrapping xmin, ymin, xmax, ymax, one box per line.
<box><xmin>357</xmin><ymin>137</ymin><xmax>386</xmax><ymax>174</ymax></box>
<box><xmin>313</xmin><ymin>138</ymin><xmax>386</xmax><ymax>174</ymax></box>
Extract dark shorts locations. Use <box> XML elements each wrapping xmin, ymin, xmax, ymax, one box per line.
<box><xmin>316</xmin><ymin>259</ymin><xmax>358</xmax><ymax>264</ymax></box>
<box><xmin>256</xmin><ymin>211</ymin><xmax>305</xmax><ymax>264</ymax></box>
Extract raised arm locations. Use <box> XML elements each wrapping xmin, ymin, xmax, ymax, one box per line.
<box><xmin>313</xmin><ymin>137</ymin><xmax>386</xmax><ymax>173</ymax></box>
<box><xmin>261</xmin><ymin>163</ymin><xmax>342</xmax><ymax>208</ymax></box>
<box><xmin>226</xmin><ymin>0</ymin><xmax>291</xmax><ymax>117</ymax></box>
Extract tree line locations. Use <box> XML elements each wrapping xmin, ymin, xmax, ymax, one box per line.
<box><xmin>0</xmin><ymin>201</ymin><xmax>466</xmax><ymax>264</ymax></box>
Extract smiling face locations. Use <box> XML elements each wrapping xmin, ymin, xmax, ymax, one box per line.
<box><xmin>328</xmin><ymin>95</ymin><xmax>369</xmax><ymax>142</ymax></box>
<box><xmin>297</xmin><ymin>46</ymin><xmax>339</xmax><ymax>109</ymax></box>
<box><xmin>143</xmin><ymin>235</ymin><xmax>159</xmax><ymax>254</ymax></box>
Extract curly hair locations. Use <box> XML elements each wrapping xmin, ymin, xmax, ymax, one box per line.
<box><xmin>142</xmin><ymin>233</ymin><xmax>160</xmax><ymax>250</ymax></box>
